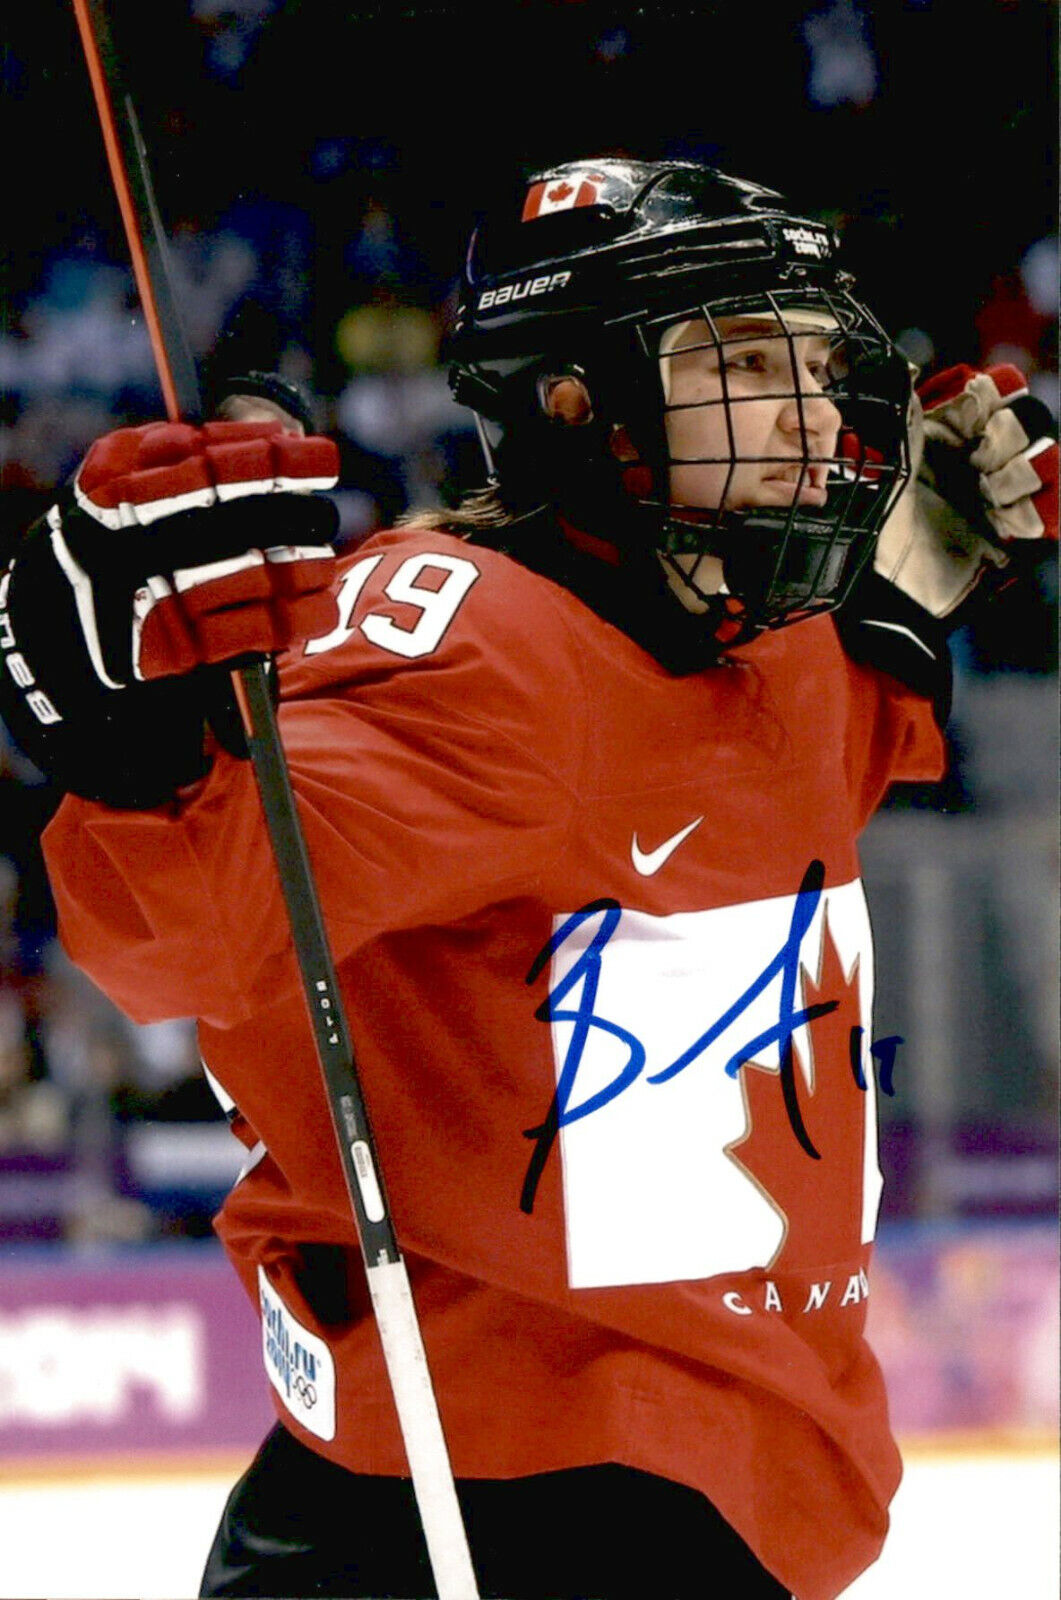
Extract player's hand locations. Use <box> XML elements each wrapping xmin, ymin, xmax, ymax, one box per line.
<box><xmin>0</xmin><ymin>412</ymin><xmax>341</xmax><ymax>805</ymax></box>
<box><xmin>874</xmin><ymin>364</ymin><xmax>1058</xmax><ymax>618</ymax></box>
<box><xmin>75</xmin><ymin>418</ymin><xmax>340</xmax><ymax>681</ymax></box>
<box><xmin>8</xmin><ymin>418</ymin><xmax>339</xmax><ymax>711</ymax></box>
<box><xmin>918</xmin><ymin>364</ymin><xmax>1058</xmax><ymax>543</ymax></box>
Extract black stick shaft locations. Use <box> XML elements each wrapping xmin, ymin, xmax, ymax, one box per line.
<box><xmin>75</xmin><ymin>0</ymin><xmax>200</xmax><ymax>421</ymax></box>
<box><xmin>233</xmin><ymin>666</ymin><xmax>398</xmax><ymax>1262</ymax></box>
<box><xmin>70</xmin><ymin>4</ymin><xmax>479</xmax><ymax>1592</ymax></box>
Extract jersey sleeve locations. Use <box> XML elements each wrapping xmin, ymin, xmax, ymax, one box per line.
<box><xmin>42</xmin><ymin>532</ymin><xmax>584</xmax><ymax>1028</ymax></box>
<box><xmin>834</xmin><ymin>568</ymin><xmax>953</xmax><ymax>727</ymax></box>
<box><xmin>838</xmin><ymin>636</ymin><xmax>948</xmax><ymax>831</ymax></box>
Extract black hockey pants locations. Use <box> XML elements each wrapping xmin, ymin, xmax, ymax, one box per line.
<box><xmin>200</xmin><ymin>1422</ymin><xmax>793</xmax><ymax>1598</ymax></box>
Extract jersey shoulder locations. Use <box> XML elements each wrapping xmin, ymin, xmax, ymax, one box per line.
<box><xmin>277</xmin><ymin>527</ymin><xmax>602</xmax><ymax>785</ymax></box>
<box><xmin>281</xmin><ymin>526</ymin><xmax>590</xmax><ymax>698</ymax></box>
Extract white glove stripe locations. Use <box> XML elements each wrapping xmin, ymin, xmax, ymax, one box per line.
<box><xmin>74</xmin><ymin>474</ymin><xmax>220</xmax><ymax>530</ymax></box>
<box><xmin>135</xmin><ymin>486</ymin><xmax>219</xmax><ymax>526</ymax></box>
<box><xmin>74</xmin><ymin>473</ymin><xmax>337</xmax><ymax>527</ymax></box>
<box><xmin>1025</xmin><ymin>435</ymin><xmax>1055</xmax><ymax>463</ymax></box>
<box><xmin>131</xmin><ymin>576</ymin><xmax>174</xmax><ymax>683</ymax></box>
<box><xmin>172</xmin><ymin>550</ymin><xmax>266</xmax><ymax>593</ymax></box>
<box><xmin>274</xmin><ymin>474</ymin><xmax>339</xmax><ymax>493</ymax></box>
<box><xmin>47</xmin><ymin>506</ymin><xmax>127</xmax><ymax>690</ymax></box>
<box><xmin>215</xmin><ymin>477</ymin><xmax>276</xmax><ymax>503</ymax></box>
<box><xmin>72</xmin><ymin>474</ymin><xmax>125</xmax><ymax>530</ymax></box>
<box><xmin>262</xmin><ymin>544</ymin><xmax>334</xmax><ymax>564</ymax></box>
<box><xmin>216</xmin><ymin>475</ymin><xmax>338</xmax><ymax>499</ymax></box>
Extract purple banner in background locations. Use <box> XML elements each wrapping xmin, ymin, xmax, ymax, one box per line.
<box><xmin>0</xmin><ymin>1247</ymin><xmax>272</xmax><ymax>1462</ymax></box>
<box><xmin>0</xmin><ymin>1226</ymin><xmax>1056</xmax><ymax>1465</ymax></box>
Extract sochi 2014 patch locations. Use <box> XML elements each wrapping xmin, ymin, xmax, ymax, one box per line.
<box><xmin>257</xmin><ymin>1266</ymin><xmax>336</xmax><ymax>1442</ymax></box>
<box><xmin>522</xmin><ymin>171</ymin><xmax>605</xmax><ymax>221</ymax></box>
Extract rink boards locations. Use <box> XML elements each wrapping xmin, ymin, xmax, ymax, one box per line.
<box><xmin>0</xmin><ymin>1225</ymin><xmax>1056</xmax><ymax>1469</ymax></box>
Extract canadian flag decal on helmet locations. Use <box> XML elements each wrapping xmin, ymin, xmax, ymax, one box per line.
<box><xmin>522</xmin><ymin>171</ymin><xmax>605</xmax><ymax>221</ymax></box>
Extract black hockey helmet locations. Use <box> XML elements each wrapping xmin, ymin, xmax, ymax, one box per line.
<box><xmin>445</xmin><ymin>157</ymin><xmax>912</xmax><ymax>644</ymax></box>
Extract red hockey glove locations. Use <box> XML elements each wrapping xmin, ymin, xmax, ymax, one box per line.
<box><xmin>71</xmin><ymin>419</ymin><xmax>340</xmax><ymax>680</ymax></box>
<box><xmin>0</xmin><ymin>417</ymin><xmax>340</xmax><ymax>805</ymax></box>
<box><xmin>917</xmin><ymin>363</ymin><xmax>1058</xmax><ymax>544</ymax></box>
<box><xmin>874</xmin><ymin>364</ymin><xmax>1058</xmax><ymax>618</ymax></box>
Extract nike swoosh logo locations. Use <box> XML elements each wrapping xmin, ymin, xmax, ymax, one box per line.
<box><xmin>630</xmin><ymin>816</ymin><xmax>704</xmax><ymax>876</ymax></box>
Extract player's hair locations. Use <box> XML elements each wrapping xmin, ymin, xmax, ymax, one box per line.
<box><xmin>398</xmin><ymin>487</ymin><xmax>522</xmax><ymax>537</ymax></box>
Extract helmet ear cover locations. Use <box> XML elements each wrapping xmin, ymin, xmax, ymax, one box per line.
<box><xmin>455</xmin><ymin>337</ymin><xmax>667</xmax><ymax>540</ymax></box>
<box><xmin>538</xmin><ymin>371</ymin><xmax>595</xmax><ymax>426</ymax></box>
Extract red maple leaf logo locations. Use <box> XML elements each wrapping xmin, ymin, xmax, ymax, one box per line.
<box><xmin>547</xmin><ymin>181</ymin><xmax>575</xmax><ymax>204</ymax></box>
<box><xmin>726</xmin><ymin>914</ymin><xmax>868</xmax><ymax>1271</ymax></box>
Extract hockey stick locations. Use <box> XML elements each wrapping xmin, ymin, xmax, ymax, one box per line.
<box><xmin>69</xmin><ymin>4</ymin><xmax>480</xmax><ymax>1595</ymax></box>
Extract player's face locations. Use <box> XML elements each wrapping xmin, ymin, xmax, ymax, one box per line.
<box><xmin>661</xmin><ymin>313</ymin><xmax>843</xmax><ymax>512</ymax></box>
<box><xmin>655</xmin><ymin>311</ymin><xmax>843</xmax><ymax>610</ymax></box>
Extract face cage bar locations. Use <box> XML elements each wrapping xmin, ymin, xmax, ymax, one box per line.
<box><xmin>631</xmin><ymin>283</ymin><xmax>910</xmax><ymax>624</ymax></box>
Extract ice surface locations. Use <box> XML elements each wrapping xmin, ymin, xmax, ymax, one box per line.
<box><xmin>0</xmin><ymin>1450</ymin><xmax>1056</xmax><ymax>1598</ymax></box>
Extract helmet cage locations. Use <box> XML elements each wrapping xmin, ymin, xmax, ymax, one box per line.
<box><xmin>623</xmin><ymin>280</ymin><xmax>912</xmax><ymax>633</ymax></box>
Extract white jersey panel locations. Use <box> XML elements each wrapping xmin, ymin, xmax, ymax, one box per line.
<box><xmin>549</xmin><ymin>877</ymin><xmax>878</xmax><ymax>1289</ymax></box>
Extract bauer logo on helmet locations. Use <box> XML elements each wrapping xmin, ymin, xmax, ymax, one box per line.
<box><xmin>477</xmin><ymin>271</ymin><xmax>573</xmax><ymax>311</ymax></box>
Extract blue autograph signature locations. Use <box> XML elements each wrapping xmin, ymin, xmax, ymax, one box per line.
<box><xmin>520</xmin><ymin>860</ymin><xmax>902</xmax><ymax>1214</ymax></box>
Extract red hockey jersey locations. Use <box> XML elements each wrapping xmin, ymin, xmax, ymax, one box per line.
<box><xmin>43</xmin><ymin>527</ymin><xmax>945</xmax><ymax>1600</ymax></box>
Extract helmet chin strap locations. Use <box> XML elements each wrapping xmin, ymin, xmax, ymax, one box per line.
<box><xmin>657</xmin><ymin>548</ymin><xmax>727</xmax><ymax>612</ymax></box>
<box><xmin>656</xmin><ymin>547</ymin><xmax>758</xmax><ymax>648</ymax></box>
<box><xmin>471</xmin><ymin>410</ymin><xmax>501</xmax><ymax>487</ymax></box>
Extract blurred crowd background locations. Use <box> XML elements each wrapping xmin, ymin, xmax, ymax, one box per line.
<box><xmin>0</xmin><ymin>0</ymin><xmax>1057</xmax><ymax>1250</ymax></box>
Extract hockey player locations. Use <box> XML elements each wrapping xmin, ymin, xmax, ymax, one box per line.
<box><xmin>1</xmin><ymin>160</ymin><xmax>1056</xmax><ymax>1599</ymax></box>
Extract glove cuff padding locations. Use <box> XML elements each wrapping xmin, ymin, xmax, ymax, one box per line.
<box><xmin>0</xmin><ymin>658</ymin><xmax>221</xmax><ymax>809</ymax></box>
<box><xmin>0</xmin><ymin>509</ymin><xmax>260</xmax><ymax>807</ymax></box>
<box><xmin>835</xmin><ymin>568</ymin><xmax>953</xmax><ymax>728</ymax></box>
